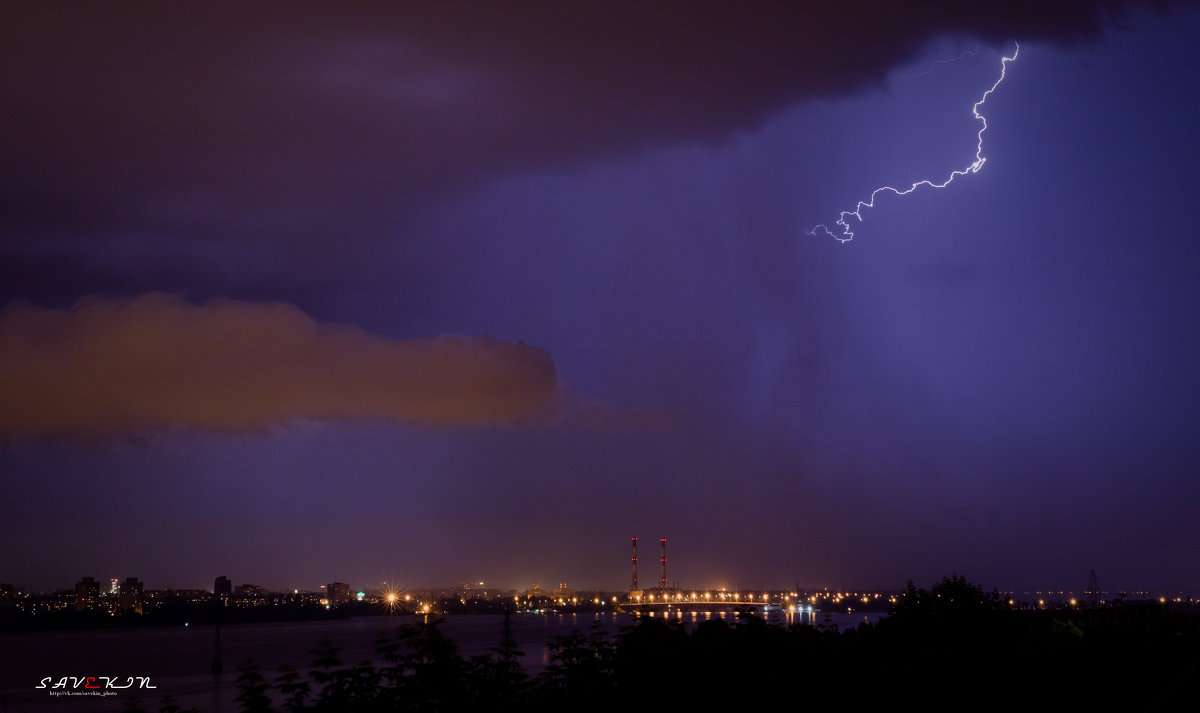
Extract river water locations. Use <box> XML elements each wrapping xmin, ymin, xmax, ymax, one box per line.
<box><xmin>0</xmin><ymin>609</ymin><xmax>883</xmax><ymax>712</ymax></box>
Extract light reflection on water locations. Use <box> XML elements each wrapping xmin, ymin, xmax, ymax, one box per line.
<box><xmin>627</xmin><ymin>607</ymin><xmax>884</xmax><ymax>630</ymax></box>
<box><xmin>0</xmin><ymin>610</ymin><xmax>886</xmax><ymax>712</ymax></box>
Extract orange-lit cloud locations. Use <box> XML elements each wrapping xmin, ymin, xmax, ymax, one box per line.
<box><xmin>0</xmin><ymin>294</ymin><xmax>558</xmax><ymax>435</ymax></box>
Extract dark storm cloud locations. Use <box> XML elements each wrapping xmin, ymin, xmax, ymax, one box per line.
<box><xmin>0</xmin><ymin>0</ymin><xmax>1180</xmax><ymax>303</ymax></box>
<box><xmin>0</xmin><ymin>294</ymin><xmax>558</xmax><ymax>435</ymax></box>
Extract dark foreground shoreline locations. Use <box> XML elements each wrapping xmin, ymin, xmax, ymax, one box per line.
<box><xmin>117</xmin><ymin>578</ymin><xmax>1200</xmax><ymax>711</ymax></box>
<box><xmin>5</xmin><ymin>577</ymin><xmax>1197</xmax><ymax>711</ymax></box>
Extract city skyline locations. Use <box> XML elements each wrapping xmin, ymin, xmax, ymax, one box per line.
<box><xmin>3</xmin><ymin>2</ymin><xmax>1200</xmax><ymax>595</ymax></box>
<box><xmin>4</xmin><ymin>548</ymin><xmax>1193</xmax><ymax>600</ymax></box>
<box><xmin>13</xmin><ymin>570</ymin><xmax>1184</xmax><ymax>603</ymax></box>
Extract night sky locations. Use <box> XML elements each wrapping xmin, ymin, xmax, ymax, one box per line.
<box><xmin>3</xmin><ymin>2</ymin><xmax>1199</xmax><ymax>595</ymax></box>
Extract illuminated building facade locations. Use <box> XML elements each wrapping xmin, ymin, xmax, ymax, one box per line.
<box><xmin>119</xmin><ymin>577</ymin><xmax>144</xmax><ymax>613</ymax></box>
<box><xmin>214</xmin><ymin>575</ymin><xmax>232</xmax><ymax>599</ymax></box>
<box><xmin>74</xmin><ymin>576</ymin><xmax>99</xmax><ymax>611</ymax></box>
<box><xmin>326</xmin><ymin>582</ymin><xmax>351</xmax><ymax>607</ymax></box>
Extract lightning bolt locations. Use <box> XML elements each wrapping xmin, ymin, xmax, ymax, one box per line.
<box><xmin>810</xmin><ymin>43</ymin><xmax>1019</xmax><ymax>243</ymax></box>
<box><xmin>900</xmin><ymin>45</ymin><xmax>980</xmax><ymax>79</ymax></box>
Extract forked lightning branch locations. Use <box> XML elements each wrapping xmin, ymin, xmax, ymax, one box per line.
<box><xmin>810</xmin><ymin>43</ymin><xmax>1020</xmax><ymax>243</ymax></box>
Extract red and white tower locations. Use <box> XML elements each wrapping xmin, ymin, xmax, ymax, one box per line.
<box><xmin>659</xmin><ymin>538</ymin><xmax>667</xmax><ymax>590</ymax></box>
<box><xmin>631</xmin><ymin>537</ymin><xmax>638</xmax><ymax>592</ymax></box>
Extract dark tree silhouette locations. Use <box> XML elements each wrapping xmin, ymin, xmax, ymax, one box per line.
<box><xmin>234</xmin><ymin>658</ymin><xmax>271</xmax><ymax>713</ymax></box>
<box><xmin>273</xmin><ymin>663</ymin><xmax>309</xmax><ymax>713</ymax></box>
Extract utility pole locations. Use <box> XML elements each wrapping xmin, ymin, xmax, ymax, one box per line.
<box><xmin>1085</xmin><ymin>569</ymin><xmax>1100</xmax><ymax>608</ymax></box>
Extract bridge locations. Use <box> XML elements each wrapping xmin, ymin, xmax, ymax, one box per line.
<box><xmin>621</xmin><ymin>589</ymin><xmax>816</xmax><ymax>613</ymax></box>
<box><xmin>624</xmin><ymin>537</ymin><xmax>817</xmax><ymax>613</ymax></box>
